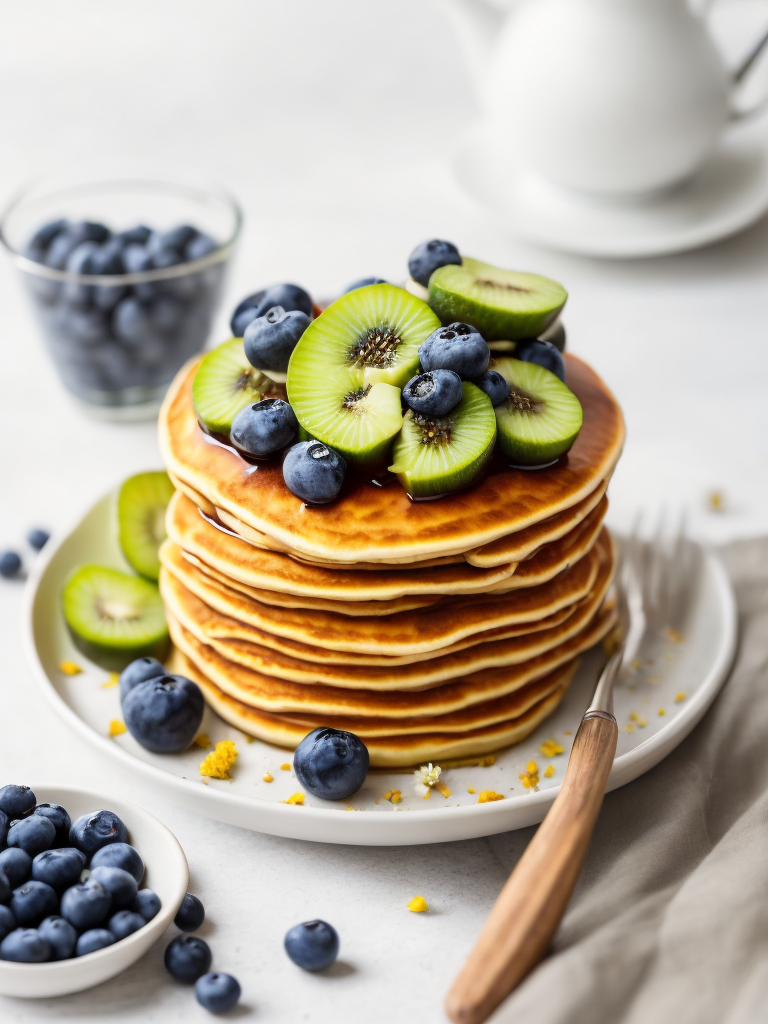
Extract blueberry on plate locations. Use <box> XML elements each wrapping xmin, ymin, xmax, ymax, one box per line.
<box><xmin>344</xmin><ymin>277</ymin><xmax>387</xmax><ymax>293</ymax></box>
<box><xmin>26</xmin><ymin>528</ymin><xmax>50</xmax><ymax>552</ymax></box>
<box><xmin>472</xmin><ymin>369</ymin><xmax>510</xmax><ymax>407</ymax></box>
<box><xmin>38</xmin><ymin>916</ymin><xmax>78</xmax><ymax>961</ymax></box>
<box><xmin>31</xmin><ymin>848</ymin><xmax>86</xmax><ymax>890</ymax></box>
<box><xmin>0</xmin><ymin>905</ymin><xmax>16</xmax><ymax>942</ymax></box>
<box><xmin>8</xmin><ymin>815</ymin><xmax>56</xmax><ymax>856</ymax></box>
<box><xmin>229</xmin><ymin>291</ymin><xmax>265</xmax><ymax>337</ymax></box>
<box><xmin>11</xmin><ymin>881</ymin><xmax>58</xmax><ymax>927</ymax></box>
<box><xmin>402</xmin><ymin>369</ymin><xmax>462</xmax><ymax>418</ymax></box>
<box><xmin>174</xmin><ymin>893</ymin><xmax>205</xmax><ymax>932</ymax></box>
<box><xmin>118</xmin><ymin>657</ymin><xmax>166</xmax><ymax>704</ymax></box>
<box><xmin>419</xmin><ymin>322</ymin><xmax>490</xmax><ymax>380</ymax></box>
<box><xmin>90</xmin><ymin>842</ymin><xmax>144</xmax><ymax>884</ymax></box>
<box><xmin>0</xmin><ymin>869</ymin><xmax>9</xmax><ymax>904</ymax></box>
<box><xmin>282</xmin><ymin>441</ymin><xmax>346</xmax><ymax>505</ymax></box>
<box><xmin>123</xmin><ymin>674</ymin><xmax>204</xmax><ymax>753</ymax></box>
<box><xmin>129</xmin><ymin>888</ymin><xmax>161</xmax><ymax>921</ymax></box>
<box><xmin>69</xmin><ymin>810</ymin><xmax>128</xmax><ymax>857</ymax></box>
<box><xmin>60</xmin><ymin>879</ymin><xmax>113</xmax><ymax>931</ymax></box>
<box><xmin>33</xmin><ymin>803</ymin><xmax>71</xmax><ymax>846</ymax></box>
<box><xmin>0</xmin><ymin>848</ymin><xmax>32</xmax><ymax>887</ymax></box>
<box><xmin>0</xmin><ymin>552</ymin><xmax>22</xmax><ymax>579</ymax></box>
<box><xmin>0</xmin><ymin>928</ymin><xmax>51</xmax><ymax>963</ymax></box>
<box><xmin>76</xmin><ymin>928</ymin><xmax>115</xmax><ymax>956</ymax></box>
<box><xmin>243</xmin><ymin>306</ymin><xmax>310</xmax><ymax>373</ymax></box>
<box><xmin>108</xmin><ymin>910</ymin><xmax>146</xmax><ymax>941</ymax></box>
<box><xmin>164</xmin><ymin>934</ymin><xmax>213</xmax><ymax>983</ymax></box>
<box><xmin>255</xmin><ymin>283</ymin><xmax>312</xmax><ymax>320</ymax></box>
<box><xmin>284</xmin><ymin>920</ymin><xmax>339</xmax><ymax>971</ymax></box>
<box><xmin>231</xmin><ymin>398</ymin><xmax>299</xmax><ymax>459</ymax></box>
<box><xmin>512</xmin><ymin>338</ymin><xmax>565</xmax><ymax>382</ymax></box>
<box><xmin>408</xmin><ymin>239</ymin><xmax>461</xmax><ymax>287</ymax></box>
<box><xmin>294</xmin><ymin>728</ymin><xmax>369</xmax><ymax>801</ymax></box>
<box><xmin>89</xmin><ymin>866</ymin><xmax>138</xmax><ymax>909</ymax></box>
<box><xmin>196</xmin><ymin>972</ymin><xmax>242</xmax><ymax>1013</ymax></box>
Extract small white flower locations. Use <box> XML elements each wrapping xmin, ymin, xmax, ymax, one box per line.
<box><xmin>413</xmin><ymin>762</ymin><xmax>442</xmax><ymax>795</ymax></box>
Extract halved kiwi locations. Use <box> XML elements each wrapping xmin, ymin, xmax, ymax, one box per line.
<box><xmin>388</xmin><ymin>382</ymin><xmax>496</xmax><ymax>498</ymax></box>
<box><xmin>61</xmin><ymin>565</ymin><xmax>169</xmax><ymax>670</ymax></box>
<box><xmin>428</xmin><ymin>258</ymin><xmax>567</xmax><ymax>341</ymax></box>
<box><xmin>117</xmin><ymin>471</ymin><xmax>174</xmax><ymax>581</ymax></box>
<box><xmin>192</xmin><ymin>339</ymin><xmax>284</xmax><ymax>434</ymax></box>
<box><xmin>492</xmin><ymin>357</ymin><xmax>583</xmax><ymax>467</ymax></box>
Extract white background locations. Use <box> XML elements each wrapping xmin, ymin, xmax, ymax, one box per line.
<box><xmin>0</xmin><ymin>1</ymin><xmax>767</xmax><ymax>1022</ymax></box>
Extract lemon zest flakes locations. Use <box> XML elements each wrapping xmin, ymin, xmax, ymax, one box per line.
<box><xmin>193</xmin><ymin>733</ymin><xmax>212</xmax><ymax>749</ymax></box>
<box><xmin>101</xmin><ymin>672</ymin><xmax>119</xmax><ymax>689</ymax></box>
<box><xmin>519</xmin><ymin>760</ymin><xmax>539</xmax><ymax>789</ymax></box>
<box><xmin>675</xmin><ymin>692</ymin><xmax>686</xmax><ymax>703</ymax></box>
<box><xmin>59</xmin><ymin>661</ymin><xmax>82</xmax><ymax>676</ymax></box>
<box><xmin>108</xmin><ymin>719</ymin><xmax>126</xmax><ymax>737</ymax></box>
<box><xmin>467</xmin><ymin>787</ymin><xmax>476</xmax><ymax>795</ymax></box>
<box><xmin>408</xmin><ymin>896</ymin><xmax>428</xmax><ymax>913</ymax></box>
<box><xmin>200</xmin><ymin>740</ymin><xmax>238</xmax><ymax>780</ymax></box>
<box><xmin>262</xmin><ymin>772</ymin><xmax>274</xmax><ymax>783</ymax></box>
<box><xmin>630</xmin><ymin>712</ymin><xmax>648</xmax><ymax>729</ymax></box>
<box><xmin>543</xmin><ymin>765</ymin><xmax>555</xmax><ymax>778</ymax></box>
<box><xmin>383</xmin><ymin>789</ymin><xmax>402</xmax><ymax>804</ymax></box>
<box><xmin>414</xmin><ymin>762</ymin><xmax>442</xmax><ymax>797</ymax></box>
<box><xmin>658</xmin><ymin>708</ymin><xmax>666</xmax><ymax>717</ymax></box>
<box><xmin>477</xmin><ymin>791</ymin><xmax>504</xmax><ymax>803</ymax></box>
<box><xmin>626</xmin><ymin>723</ymin><xmax>635</xmax><ymax>733</ymax></box>
<box><xmin>280</xmin><ymin>763</ymin><xmax>292</xmax><ymax>771</ymax></box>
<box><xmin>436</xmin><ymin>782</ymin><xmax>451</xmax><ymax>798</ymax></box>
<box><xmin>539</xmin><ymin>738</ymin><xmax>564</xmax><ymax>758</ymax></box>
<box><xmin>285</xmin><ymin>792</ymin><xmax>304</xmax><ymax>806</ymax></box>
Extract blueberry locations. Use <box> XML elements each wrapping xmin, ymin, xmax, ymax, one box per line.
<box><xmin>165</xmin><ymin>935</ymin><xmax>212</xmax><ymax>983</ymax></box>
<box><xmin>472</xmin><ymin>369</ymin><xmax>510</xmax><ymax>407</ymax></box>
<box><xmin>0</xmin><ymin>905</ymin><xmax>16</xmax><ymax>942</ymax></box>
<box><xmin>122</xmin><ymin>244</ymin><xmax>153</xmax><ymax>275</ymax></box>
<box><xmin>0</xmin><ymin>929</ymin><xmax>50</xmax><ymax>963</ymax></box>
<box><xmin>69</xmin><ymin>221</ymin><xmax>110</xmax><ymax>245</ymax></box>
<box><xmin>230</xmin><ymin>291</ymin><xmax>265</xmax><ymax>337</ymax></box>
<box><xmin>0</xmin><ymin>552</ymin><xmax>22</xmax><ymax>579</ymax></box>
<box><xmin>45</xmin><ymin>231</ymin><xmax>80</xmax><ymax>270</ymax></box>
<box><xmin>0</xmin><ymin>848</ymin><xmax>32</xmax><ymax>887</ymax></box>
<box><xmin>113</xmin><ymin>297</ymin><xmax>153</xmax><ymax>344</ymax></box>
<box><xmin>60</xmin><ymin>879</ymin><xmax>112</xmax><ymax>930</ymax></box>
<box><xmin>282</xmin><ymin>441</ymin><xmax>346</xmax><ymax>505</ymax></box>
<box><xmin>150</xmin><ymin>247</ymin><xmax>183</xmax><ymax>272</ymax></box>
<box><xmin>0</xmin><ymin>869</ymin><xmax>9</xmax><ymax>904</ymax></box>
<box><xmin>294</xmin><ymin>728</ymin><xmax>369</xmax><ymax>801</ymax></box>
<box><xmin>185</xmin><ymin>233</ymin><xmax>218</xmax><ymax>262</ymax></box>
<box><xmin>255</xmin><ymin>283</ymin><xmax>312</xmax><ymax>320</ymax></box>
<box><xmin>108</xmin><ymin>910</ymin><xmax>146</xmax><ymax>940</ymax></box>
<box><xmin>158</xmin><ymin>226</ymin><xmax>198</xmax><ymax>251</ymax></box>
<box><xmin>93</xmin><ymin>283</ymin><xmax>129</xmax><ymax>312</ymax></box>
<box><xmin>89</xmin><ymin>866</ymin><xmax>138</xmax><ymax>909</ymax></box>
<box><xmin>419</xmin><ymin>322</ymin><xmax>490</xmax><ymax>380</ymax></box>
<box><xmin>284</xmin><ymin>920</ymin><xmax>339</xmax><ymax>971</ymax></box>
<box><xmin>243</xmin><ymin>306</ymin><xmax>310</xmax><ymax>373</ymax></box>
<box><xmin>148</xmin><ymin>295</ymin><xmax>184</xmax><ymax>334</ymax></box>
<box><xmin>129</xmin><ymin>889</ymin><xmax>161</xmax><ymax>922</ymax></box>
<box><xmin>118</xmin><ymin>657</ymin><xmax>166</xmax><ymax>704</ymax></box>
<box><xmin>31</xmin><ymin>848</ymin><xmax>86</xmax><ymax>890</ymax></box>
<box><xmin>26</xmin><ymin>528</ymin><xmax>50</xmax><ymax>552</ymax></box>
<box><xmin>76</xmin><ymin>928</ymin><xmax>115</xmax><ymax>956</ymax></box>
<box><xmin>408</xmin><ymin>239</ymin><xmax>461</xmax><ymax>287</ymax></box>
<box><xmin>174</xmin><ymin>893</ymin><xmax>205</xmax><ymax>933</ymax></box>
<box><xmin>0</xmin><ymin>809</ymin><xmax>7</xmax><ymax>846</ymax></box>
<box><xmin>513</xmin><ymin>338</ymin><xmax>566</xmax><ymax>382</ymax></box>
<box><xmin>90</xmin><ymin>843</ymin><xmax>144</xmax><ymax>884</ymax></box>
<box><xmin>231</xmin><ymin>398</ymin><xmax>299</xmax><ymax>459</ymax></box>
<box><xmin>26</xmin><ymin>219</ymin><xmax>68</xmax><ymax>262</ymax></box>
<box><xmin>39</xmin><ymin>916</ymin><xmax>77</xmax><ymax>960</ymax></box>
<box><xmin>123</xmin><ymin>674</ymin><xmax>204</xmax><ymax>753</ymax></box>
<box><xmin>90</xmin><ymin>237</ymin><xmax>126</xmax><ymax>276</ymax></box>
<box><xmin>10</xmin><ymin>881</ymin><xmax>58</xmax><ymax>927</ymax></box>
<box><xmin>65</xmin><ymin>241</ymin><xmax>100</xmax><ymax>276</ymax></box>
<box><xmin>344</xmin><ymin>277</ymin><xmax>387</xmax><ymax>293</ymax></box>
<box><xmin>196</xmin><ymin>972</ymin><xmax>241</xmax><ymax>1013</ymax></box>
<box><xmin>62</xmin><ymin>308</ymin><xmax>110</xmax><ymax>346</ymax></box>
<box><xmin>402</xmin><ymin>369</ymin><xmax>462</xmax><ymax>418</ymax></box>
<box><xmin>33</xmin><ymin>803</ymin><xmax>71</xmax><ymax>847</ymax></box>
<box><xmin>117</xmin><ymin>225</ymin><xmax>151</xmax><ymax>245</ymax></box>
<box><xmin>8</xmin><ymin>816</ymin><xmax>56</xmax><ymax>856</ymax></box>
<box><xmin>69</xmin><ymin>810</ymin><xmax>128</xmax><ymax>857</ymax></box>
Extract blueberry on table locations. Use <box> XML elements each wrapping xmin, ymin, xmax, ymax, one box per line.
<box><xmin>174</xmin><ymin>893</ymin><xmax>205</xmax><ymax>932</ymax></box>
<box><xmin>0</xmin><ymin>869</ymin><xmax>9</xmax><ymax>904</ymax></box>
<box><xmin>8</xmin><ymin>816</ymin><xmax>56</xmax><ymax>856</ymax></box>
<box><xmin>60</xmin><ymin>879</ymin><xmax>112</xmax><ymax>931</ymax></box>
<box><xmin>0</xmin><ymin>848</ymin><xmax>32</xmax><ymax>887</ymax></box>
<box><xmin>39</xmin><ymin>916</ymin><xmax>77</xmax><ymax>960</ymax></box>
<box><xmin>26</xmin><ymin>528</ymin><xmax>50</xmax><ymax>552</ymax></box>
<box><xmin>164</xmin><ymin>934</ymin><xmax>213</xmax><ymax>983</ymax></box>
<box><xmin>123</xmin><ymin>674</ymin><xmax>204</xmax><ymax>753</ymax></box>
<box><xmin>33</xmin><ymin>802</ymin><xmax>71</xmax><ymax>845</ymax></box>
<box><xmin>419</xmin><ymin>322</ymin><xmax>490</xmax><ymax>380</ymax></box>
<box><xmin>402</xmin><ymin>369</ymin><xmax>463</xmax><ymax>418</ymax></box>
<box><xmin>118</xmin><ymin>657</ymin><xmax>166</xmax><ymax>704</ymax></box>
<box><xmin>89</xmin><ymin>866</ymin><xmax>138</xmax><ymax>908</ymax></box>
<box><xmin>0</xmin><ymin>551</ymin><xmax>22</xmax><ymax>579</ymax></box>
<box><xmin>76</xmin><ymin>928</ymin><xmax>115</xmax><ymax>956</ymax></box>
<box><xmin>243</xmin><ymin>306</ymin><xmax>310</xmax><ymax>373</ymax></box>
<box><xmin>231</xmin><ymin>398</ymin><xmax>299</xmax><ymax>459</ymax></box>
<box><xmin>130</xmin><ymin>888</ymin><xmax>161</xmax><ymax>922</ymax></box>
<box><xmin>0</xmin><ymin>905</ymin><xmax>16</xmax><ymax>942</ymax></box>
<box><xmin>408</xmin><ymin>239</ymin><xmax>461</xmax><ymax>287</ymax></box>
<box><xmin>196</xmin><ymin>972</ymin><xmax>242</xmax><ymax>1014</ymax></box>
<box><xmin>282</xmin><ymin>441</ymin><xmax>346</xmax><ymax>505</ymax></box>
<box><xmin>90</xmin><ymin>842</ymin><xmax>144</xmax><ymax>884</ymax></box>
<box><xmin>284</xmin><ymin>920</ymin><xmax>339</xmax><ymax>971</ymax></box>
<box><xmin>0</xmin><ymin>928</ymin><xmax>51</xmax><ymax>963</ymax></box>
<box><xmin>10</xmin><ymin>881</ymin><xmax>58</xmax><ymax>927</ymax></box>
<box><xmin>69</xmin><ymin>809</ymin><xmax>128</xmax><ymax>856</ymax></box>
<box><xmin>512</xmin><ymin>337</ymin><xmax>566</xmax><ymax>382</ymax></box>
<box><xmin>31</xmin><ymin>848</ymin><xmax>86</xmax><ymax>890</ymax></box>
<box><xmin>108</xmin><ymin>910</ymin><xmax>146</xmax><ymax>940</ymax></box>
<box><xmin>294</xmin><ymin>728</ymin><xmax>369</xmax><ymax>801</ymax></box>
<box><xmin>472</xmin><ymin>369</ymin><xmax>511</xmax><ymax>407</ymax></box>
<box><xmin>344</xmin><ymin>277</ymin><xmax>387</xmax><ymax>293</ymax></box>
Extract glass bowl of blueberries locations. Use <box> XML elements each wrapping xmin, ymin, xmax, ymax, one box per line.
<box><xmin>0</xmin><ymin>164</ymin><xmax>242</xmax><ymax>419</ymax></box>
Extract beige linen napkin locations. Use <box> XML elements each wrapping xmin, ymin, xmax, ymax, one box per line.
<box><xmin>488</xmin><ymin>538</ymin><xmax>768</xmax><ymax>1024</ymax></box>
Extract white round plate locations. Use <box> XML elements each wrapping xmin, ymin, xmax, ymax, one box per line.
<box><xmin>0</xmin><ymin>785</ymin><xmax>187</xmax><ymax>998</ymax></box>
<box><xmin>453</xmin><ymin>118</ymin><xmax>768</xmax><ymax>258</ymax></box>
<box><xmin>24</xmin><ymin>490</ymin><xmax>737</xmax><ymax>847</ymax></box>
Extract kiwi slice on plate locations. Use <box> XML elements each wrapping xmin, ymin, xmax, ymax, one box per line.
<box><xmin>389</xmin><ymin>382</ymin><xmax>496</xmax><ymax>498</ymax></box>
<box><xmin>61</xmin><ymin>565</ymin><xmax>169</xmax><ymax>670</ymax></box>
<box><xmin>287</xmin><ymin>284</ymin><xmax>440</xmax><ymax>468</ymax></box>
<box><xmin>192</xmin><ymin>338</ymin><xmax>283</xmax><ymax>434</ymax></box>
<box><xmin>117</xmin><ymin>471</ymin><xmax>174</xmax><ymax>581</ymax></box>
<box><xmin>492</xmin><ymin>357</ymin><xmax>583</xmax><ymax>467</ymax></box>
<box><xmin>428</xmin><ymin>258</ymin><xmax>567</xmax><ymax>341</ymax></box>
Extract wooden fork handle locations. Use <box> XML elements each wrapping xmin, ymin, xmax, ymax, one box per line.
<box><xmin>445</xmin><ymin>712</ymin><xmax>618</xmax><ymax>1024</ymax></box>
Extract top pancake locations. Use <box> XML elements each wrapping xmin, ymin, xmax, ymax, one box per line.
<box><xmin>159</xmin><ymin>353</ymin><xmax>624</xmax><ymax>562</ymax></box>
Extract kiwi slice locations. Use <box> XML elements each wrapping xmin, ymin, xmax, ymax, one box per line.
<box><xmin>492</xmin><ymin>357</ymin><xmax>583</xmax><ymax>467</ymax></box>
<box><xmin>388</xmin><ymin>382</ymin><xmax>496</xmax><ymax>498</ymax></box>
<box><xmin>192</xmin><ymin>339</ymin><xmax>283</xmax><ymax>434</ymax></box>
<box><xmin>428</xmin><ymin>258</ymin><xmax>567</xmax><ymax>341</ymax></box>
<box><xmin>62</xmin><ymin>565</ymin><xmax>169</xmax><ymax>671</ymax></box>
<box><xmin>287</xmin><ymin>284</ymin><xmax>440</xmax><ymax>468</ymax></box>
<box><xmin>117</xmin><ymin>471</ymin><xmax>174</xmax><ymax>581</ymax></box>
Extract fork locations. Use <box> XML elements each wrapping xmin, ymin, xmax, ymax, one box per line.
<box><xmin>445</xmin><ymin>517</ymin><xmax>689</xmax><ymax>1024</ymax></box>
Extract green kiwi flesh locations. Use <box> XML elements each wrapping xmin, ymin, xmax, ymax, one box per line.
<box><xmin>192</xmin><ymin>338</ymin><xmax>283</xmax><ymax>434</ymax></box>
<box><xmin>117</xmin><ymin>471</ymin><xmax>174</xmax><ymax>581</ymax></box>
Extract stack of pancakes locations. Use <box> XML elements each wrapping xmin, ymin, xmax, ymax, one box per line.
<box><xmin>158</xmin><ymin>353</ymin><xmax>625</xmax><ymax>767</ymax></box>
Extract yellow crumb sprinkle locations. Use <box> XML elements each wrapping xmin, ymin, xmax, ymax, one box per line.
<box><xmin>477</xmin><ymin>791</ymin><xmax>504</xmax><ymax>803</ymax></box>
<box><xmin>262</xmin><ymin>772</ymin><xmax>273</xmax><ymax>783</ymax></box>
<box><xmin>59</xmin><ymin>661</ymin><xmax>82</xmax><ymax>676</ymax></box>
<box><xmin>383</xmin><ymin>789</ymin><xmax>402</xmax><ymax>804</ymax></box>
<box><xmin>658</xmin><ymin>708</ymin><xmax>666</xmax><ymax>716</ymax></box>
<box><xmin>193</xmin><ymin>733</ymin><xmax>212</xmax><ymax>749</ymax></box>
<box><xmin>626</xmin><ymin>723</ymin><xmax>635</xmax><ymax>733</ymax></box>
<box><xmin>101</xmin><ymin>672</ymin><xmax>119</xmax><ymax>689</ymax></box>
<box><xmin>108</xmin><ymin>719</ymin><xmax>126</xmax><ymax>737</ymax></box>
<box><xmin>199</xmin><ymin>740</ymin><xmax>238</xmax><ymax>780</ymax></box>
<box><xmin>436</xmin><ymin>782</ymin><xmax>451</xmax><ymax>798</ymax></box>
<box><xmin>544</xmin><ymin>765</ymin><xmax>555</xmax><ymax>778</ymax></box>
<box><xmin>666</xmin><ymin>628</ymin><xmax>684</xmax><ymax>644</ymax></box>
<box><xmin>630</xmin><ymin>712</ymin><xmax>648</xmax><ymax>728</ymax></box>
<box><xmin>285</xmin><ymin>792</ymin><xmax>304</xmax><ymax>805</ymax></box>
<box><xmin>407</xmin><ymin>896</ymin><xmax>428</xmax><ymax>913</ymax></box>
<box><xmin>539</xmin><ymin>739</ymin><xmax>564</xmax><ymax>758</ymax></box>
<box><xmin>280</xmin><ymin>762</ymin><xmax>292</xmax><ymax>771</ymax></box>
<box><xmin>479</xmin><ymin>755</ymin><xmax>496</xmax><ymax>767</ymax></box>
<box><xmin>564</xmin><ymin>731</ymin><xmax>572</xmax><ymax>736</ymax></box>
<box><xmin>467</xmin><ymin>787</ymin><xmax>476</xmax><ymax>794</ymax></box>
<box><xmin>675</xmin><ymin>692</ymin><xmax>686</xmax><ymax>703</ymax></box>
<box><xmin>519</xmin><ymin>761</ymin><xmax>540</xmax><ymax>789</ymax></box>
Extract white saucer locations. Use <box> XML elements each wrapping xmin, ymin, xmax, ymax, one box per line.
<box><xmin>453</xmin><ymin>119</ymin><xmax>768</xmax><ymax>258</ymax></box>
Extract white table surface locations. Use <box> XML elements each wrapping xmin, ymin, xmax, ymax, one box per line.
<box><xmin>1</xmin><ymin>2</ymin><xmax>766</xmax><ymax>1021</ymax></box>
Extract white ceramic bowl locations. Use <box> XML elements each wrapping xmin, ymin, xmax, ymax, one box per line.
<box><xmin>0</xmin><ymin>785</ymin><xmax>188</xmax><ymax>998</ymax></box>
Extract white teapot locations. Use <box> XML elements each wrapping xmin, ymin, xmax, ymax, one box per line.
<box><xmin>440</xmin><ymin>0</ymin><xmax>768</xmax><ymax>195</ymax></box>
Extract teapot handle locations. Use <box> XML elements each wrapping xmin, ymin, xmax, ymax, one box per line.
<box><xmin>695</xmin><ymin>0</ymin><xmax>768</xmax><ymax>121</ymax></box>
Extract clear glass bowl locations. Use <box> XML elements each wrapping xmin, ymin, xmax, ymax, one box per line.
<box><xmin>0</xmin><ymin>163</ymin><xmax>242</xmax><ymax>419</ymax></box>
